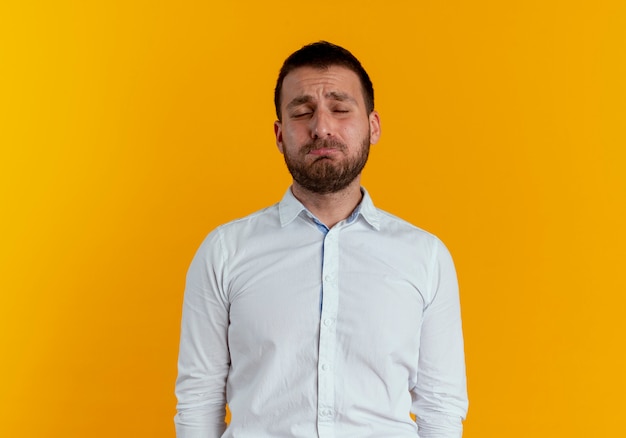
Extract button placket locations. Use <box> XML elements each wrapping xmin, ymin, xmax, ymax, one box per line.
<box><xmin>317</xmin><ymin>229</ymin><xmax>339</xmax><ymax>435</ymax></box>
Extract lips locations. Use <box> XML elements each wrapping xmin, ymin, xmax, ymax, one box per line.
<box><xmin>308</xmin><ymin>147</ymin><xmax>339</xmax><ymax>156</ymax></box>
<box><xmin>303</xmin><ymin>139</ymin><xmax>347</xmax><ymax>156</ymax></box>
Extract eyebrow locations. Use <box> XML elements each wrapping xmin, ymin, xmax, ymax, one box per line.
<box><xmin>286</xmin><ymin>92</ymin><xmax>357</xmax><ymax>110</ymax></box>
<box><xmin>327</xmin><ymin>91</ymin><xmax>356</xmax><ymax>103</ymax></box>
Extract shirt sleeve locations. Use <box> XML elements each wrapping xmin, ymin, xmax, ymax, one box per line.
<box><xmin>175</xmin><ymin>229</ymin><xmax>231</xmax><ymax>438</ymax></box>
<box><xmin>411</xmin><ymin>237</ymin><xmax>468</xmax><ymax>438</ymax></box>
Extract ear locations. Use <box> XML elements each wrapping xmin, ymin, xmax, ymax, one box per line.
<box><xmin>369</xmin><ymin>111</ymin><xmax>381</xmax><ymax>145</ymax></box>
<box><xmin>274</xmin><ymin>120</ymin><xmax>284</xmax><ymax>154</ymax></box>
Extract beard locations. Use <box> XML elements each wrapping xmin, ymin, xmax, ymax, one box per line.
<box><xmin>283</xmin><ymin>135</ymin><xmax>370</xmax><ymax>195</ymax></box>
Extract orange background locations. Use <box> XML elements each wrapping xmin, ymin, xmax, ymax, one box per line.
<box><xmin>1</xmin><ymin>1</ymin><xmax>625</xmax><ymax>436</ymax></box>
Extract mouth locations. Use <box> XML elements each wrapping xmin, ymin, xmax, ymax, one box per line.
<box><xmin>303</xmin><ymin>139</ymin><xmax>347</xmax><ymax>158</ymax></box>
<box><xmin>308</xmin><ymin>147</ymin><xmax>339</xmax><ymax>157</ymax></box>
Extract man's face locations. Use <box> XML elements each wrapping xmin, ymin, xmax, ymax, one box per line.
<box><xmin>274</xmin><ymin>66</ymin><xmax>381</xmax><ymax>194</ymax></box>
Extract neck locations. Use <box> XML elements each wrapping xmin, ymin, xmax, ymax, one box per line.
<box><xmin>291</xmin><ymin>178</ymin><xmax>363</xmax><ymax>229</ymax></box>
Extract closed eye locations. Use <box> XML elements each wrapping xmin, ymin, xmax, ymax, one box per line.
<box><xmin>292</xmin><ymin>111</ymin><xmax>312</xmax><ymax>118</ymax></box>
<box><xmin>332</xmin><ymin>108</ymin><xmax>351</xmax><ymax>115</ymax></box>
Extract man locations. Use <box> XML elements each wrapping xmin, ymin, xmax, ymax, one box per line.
<box><xmin>175</xmin><ymin>41</ymin><xmax>468</xmax><ymax>438</ymax></box>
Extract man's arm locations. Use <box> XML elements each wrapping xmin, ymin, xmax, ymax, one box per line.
<box><xmin>411</xmin><ymin>238</ymin><xmax>468</xmax><ymax>438</ymax></box>
<box><xmin>175</xmin><ymin>230</ymin><xmax>230</xmax><ymax>438</ymax></box>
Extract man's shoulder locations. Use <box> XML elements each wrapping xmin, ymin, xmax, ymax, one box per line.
<box><xmin>194</xmin><ymin>203</ymin><xmax>281</xmax><ymax>255</ymax></box>
<box><xmin>213</xmin><ymin>202</ymin><xmax>282</xmax><ymax>235</ymax></box>
<box><xmin>370</xmin><ymin>207</ymin><xmax>453</xmax><ymax>263</ymax></box>
<box><xmin>374</xmin><ymin>207</ymin><xmax>438</xmax><ymax>240</ymax></box>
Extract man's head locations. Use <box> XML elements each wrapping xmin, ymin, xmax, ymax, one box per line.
<box><xmin>273</xmin><ymin>42</ymin><xmax>381</xmax><ymax>195</ymax></box>
<box><xmin>274</xmin><ymin>41</ymin><xmax>375</xmax><ymax>121</ymax></box>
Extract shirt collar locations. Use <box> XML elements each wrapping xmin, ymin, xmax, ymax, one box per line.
<box><xmin>278</xmin><ymin>186</ymin><xmax>381</xmax><ymax>231</ymax></box>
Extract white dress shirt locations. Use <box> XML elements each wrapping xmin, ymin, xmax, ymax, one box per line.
<box><xmin>175</xmin><ymin>187</ymin><xmax>468</xmax><ymax>438</ymax></box>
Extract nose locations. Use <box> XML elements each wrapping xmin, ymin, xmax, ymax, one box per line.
<box><xmin>310</xmin><ymin>110</ymin><xmax>333</xmax><ymax>139</ymax></box>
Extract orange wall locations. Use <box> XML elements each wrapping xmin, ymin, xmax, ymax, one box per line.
<box><xmin>1</xmin><ymin>1</ymin><xmax>625</xmax><ymax>436</ymax></box>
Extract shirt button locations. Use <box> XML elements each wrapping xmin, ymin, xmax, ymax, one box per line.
<box><xmin>321</xmin><ymin>363</ymin><xmax>329</xmax><ymax>371</ymax></box>
<box><xmin>324</xmin><ymin>274</ymin><xmax>332</xmax><ymax>282</ymax></box>
<box><xmin>323</xmin><ymin>318</ymin><xmax>333</xmax><ymax>327</ymax></box>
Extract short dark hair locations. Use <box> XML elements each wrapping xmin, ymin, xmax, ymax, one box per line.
<box><xmin>274</xmin><ymin>41</ymin><xmax>375</xmax><ymax>121</ymax></box>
